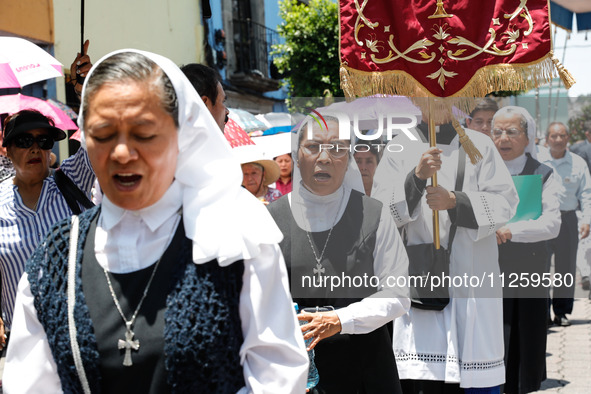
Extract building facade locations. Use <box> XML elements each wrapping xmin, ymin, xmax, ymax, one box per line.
<box><xmin>207</xmin><ymin>0</ymin><xmax>286</xmax><ymax>113</ymax></box>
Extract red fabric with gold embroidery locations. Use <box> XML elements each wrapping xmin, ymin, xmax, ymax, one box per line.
<box><xmin>340</xmin><ymin>0</ymin><xmax>553</xmax><ymax>97</ymax></box>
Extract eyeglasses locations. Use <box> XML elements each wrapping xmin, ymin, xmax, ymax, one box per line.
<box><xmin>491</xmin><ymin>128</ymin><xmax>524</xmax><ymax>139</ymax></box>
<box><xmin>13</xmin><ymin>133</ymin><xmax>54</xmax><ymax>150</ymax></box>
<box><xmin>300</xmin><ymin>142</ymin><xmax>350</xmax><ymax>158</ymax></box>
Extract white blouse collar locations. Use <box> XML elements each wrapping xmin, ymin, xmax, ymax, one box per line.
<box><xmin>298</xmin><ymin>182</ymin><xmax>346</xmax><ymax>205</ymax></box>
<box><xmin>504</xmin><ymin>154</ymin><xmax>528</xmax><ymax>176</ymax></box>
<box><xmin>289</xmin><ymin>183</ymin><xmax>350</xmax><ymax>232</ymax></box>
<box><xmin>100</xmin><ymin>180</ymin><xmax>182</xmax><ymax>232</ymax></box>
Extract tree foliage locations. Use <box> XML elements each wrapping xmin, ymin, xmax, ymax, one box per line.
<box><xmin>568</xmin><ymin>99</ymin><xmax>591</xmax><ymax>143</ymax></box>
<box><xmin>273</xmin><ymin>0</ymin><xmax>343</xmax><ymax>100</ymax></box>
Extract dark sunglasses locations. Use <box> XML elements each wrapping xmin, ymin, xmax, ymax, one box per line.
<box><xmin>13</xmin><ymin>133</ymin><xmax>54</xmax><ymax>150</ymax></box>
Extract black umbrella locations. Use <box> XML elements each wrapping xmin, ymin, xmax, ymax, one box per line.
<box><xmin>79</xmin><ymin>0</ymin><xmax>86</xmax><ymax>85</ymax></box>
<box><xmin>81</xmin><ymin>0</ymin><xmax>85</xmax><ymax>54</ymax></box>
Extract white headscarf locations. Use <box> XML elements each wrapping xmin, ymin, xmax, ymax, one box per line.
<box><xmin>493</xmin><ymin>105</ymin><xmax>538</xmax><ymax>159</ymax></box>
<box><xmin>78</xmin><ymin>49</ymin><xmax>282</xmax><ymax>266</ymax></box>
<box><xmin>289</xmin><ymin>112</ymin><xmax>365</xmax><ymax>232</ymax></box>
<box><xmin>291</xmin><ymin>112</ymin><xmax>365</xmax><ymax>196</ymax></box>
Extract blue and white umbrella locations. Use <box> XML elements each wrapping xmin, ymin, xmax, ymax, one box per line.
<box><xmin>255</xmin><ymin>112</ymin><xmax>293</xmax><ymax>136</ymax></box>
<box><xmin>228</xmin><ymin>108</ymin><xmax>268</xmax><ymax>133</ymax></box>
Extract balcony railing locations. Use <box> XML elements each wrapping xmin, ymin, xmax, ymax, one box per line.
<box><xmin>233</xmin><ymin>18</ymin><xmax>279</xmax><ymax>80</ymax></box>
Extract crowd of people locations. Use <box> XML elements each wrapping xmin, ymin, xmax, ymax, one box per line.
<box><xmin>0</xmin><ymin>45</ymin><xmax>589</xmax><ymax>394</ymax></box>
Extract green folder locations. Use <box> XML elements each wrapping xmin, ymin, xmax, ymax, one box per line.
<box><xmin>508</xmin><ymin>174</ymin><xmax>542</xmax><ymax>223</ymax></box>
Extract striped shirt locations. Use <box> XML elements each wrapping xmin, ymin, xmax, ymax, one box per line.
<box><xmin>0</xmin><ymin>148</ymin><xmax>95</xmax><ymax>329</ymax></box>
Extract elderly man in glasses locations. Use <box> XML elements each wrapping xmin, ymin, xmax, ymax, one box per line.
<box><xmin>0</xmin><ymin>109</ymin><xmax>95</xmax><ymax>354</ymax></box>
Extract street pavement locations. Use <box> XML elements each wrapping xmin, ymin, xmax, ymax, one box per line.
<box><xmin>534</xmin><ymin>279</ymin><xmax>591</xmax><ymax>393</ymax></box>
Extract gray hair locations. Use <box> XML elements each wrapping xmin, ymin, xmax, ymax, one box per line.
<box><xmin>82</xmin><ymin>52</ymin><xmax>178</xmax><ymax>127</ymax></box>
<box><xmin>296</xmin><ymin>115</ymin><xmax>341</xmax><ymax>147</ymax></box>
<box><xmin>295</xmin><ymin>115</ymin><xmax>352</xmax><ymax>162</ymax></box>
<box><xmin>546</xmin><ymin>121</ymin><xmax>568</xmax><ymax>138</ymax></box>
<box><xmin>492</xmin><ymin>107</ymin><xmax>528</xmax><ymax>135</ymax></box>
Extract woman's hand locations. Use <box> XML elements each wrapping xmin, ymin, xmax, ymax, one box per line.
<box><xmin>69</xmin><ymin>40</ymin><xmax>92</xmax><ymax>97</ymax></box>
<box><xmin>298</xmin><ymin>311</ymin><xmax>341</xmax><ymax>351</ymax></box>
<box><xmin>496</xmin><ymin>226</ymin><xmax>513</xmax><ymax>244</ymax></box>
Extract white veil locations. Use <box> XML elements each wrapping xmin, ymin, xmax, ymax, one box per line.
<box><xmin>289</xmin><ymin>112</ymin><xmax>364</xmax><ymax>232</ymax></box>
<box><xmin>78</xmin><ymin>49</ymin><xmax>283</xmax><ymax>266</ymax></box>
<box><xmin>493</xmin><ymin>105</ymin><xmax>538</xmax><ymax>159</ymax></box>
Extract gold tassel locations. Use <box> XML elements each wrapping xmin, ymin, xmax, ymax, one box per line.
<box><xmin>549</xmin><ymin>51</ymin><xmax>576</xmax><ymax>89</ymax></box>
<box><xmin>451</xmin><ymin>117</ymin><xmax>483</xmax><ymax>165</ymax></box>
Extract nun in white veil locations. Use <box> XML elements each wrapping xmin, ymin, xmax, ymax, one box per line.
<box><xmin>491</xmin><ymin>106</ymin><xmax>561</xmax><ymax>245</ymax></box>
<box><xmin>4</xmin><ymin>49</ymin><xmax>307</xmax><ymax>393</ymax></box>
<box><xmin>267</xmin><ymin>113</ymin><xmax>409</xmax><ymax>393</ymax></box>
<box><xmin>491</xmin><ymin>106</ymin><xmax>561</xmax><ymax>394</ymax></box>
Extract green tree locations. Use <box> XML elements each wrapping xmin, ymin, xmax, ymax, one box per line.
<box><xmin>273</xmin><ymin>0</ymin><xmax>343</xmax><ymax>101</ymax></box>
<box><xmin>568</xmin><ymin>99</ymin><xmax>591</xmax><ymax>143</ymax></box>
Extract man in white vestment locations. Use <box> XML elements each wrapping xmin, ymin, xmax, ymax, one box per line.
<box><xmin>372</xmin><ymin>110</ymin><xmax>518</xmax><ymax>393</ymax></box>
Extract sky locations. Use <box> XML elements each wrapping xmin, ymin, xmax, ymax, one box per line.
<box><xmin>553</xmin><ymin>26</ymin><xmax>591</xmax><ymax>97</ymax></box>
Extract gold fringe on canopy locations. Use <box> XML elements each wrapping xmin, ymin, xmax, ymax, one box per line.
<box><xmin>340</xmin><ymin>53</ymin><xmax>576</xmax><ymax>164</ymax></box>
<box><xmin>412</xmin><ymin>97</ymin><xmax>475</xmax><ymax>125</ymax></box>
<box><xmin>412</xmin><ymin>97</ymin><xmax>483</xmax><ymax>164</ymax></box>
<box><xmin>340</xmin><ymin>52</ymin><xmax>574</xmax><ymax>109</ymax></box>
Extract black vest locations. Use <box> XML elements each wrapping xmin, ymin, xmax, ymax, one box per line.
<box><xmin>27</xmin><ymin>208</ymin><xmax>245</xmax><ymax>393</ymax></box>
<box><xmin>268</xmin><ymin>190</ymin><xmax>382</xmax><ymax>308</ymax></box>
<box><xmin>499</xmin><ymin>154</ymin><xmax>553</xmax><ymax>297</ymax></box>
<box><xmin>269</xmin><ymin>191</ymin><xmax>403</xmax><ymax>394</ymax></box>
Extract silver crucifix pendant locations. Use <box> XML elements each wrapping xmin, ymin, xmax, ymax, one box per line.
<box><xmin>313</xmin><ymin>262</ymin><xmax>325</xmax><ymax>280</ymax></box>
<box><xmin>118</xmin><ymin>322</ymin><xmax>140</xmax><ymax>366</ymax></box>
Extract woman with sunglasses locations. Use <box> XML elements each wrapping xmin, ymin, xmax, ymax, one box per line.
<box><xmin>0</xmin><ymin>110</ymin><xmax>95</xmax><ymax>353</ymax></box>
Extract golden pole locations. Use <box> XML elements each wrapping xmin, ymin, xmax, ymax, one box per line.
<box><xmin>428</xmin><ymin>98</ymin><xmax>441</xmax><ymax>249</ymax></box>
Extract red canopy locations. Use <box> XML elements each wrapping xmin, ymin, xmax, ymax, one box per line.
<box><xmin>340</xmin><ymin>0</ymin><xmax>574</xmax><ymax>98</ymax></box>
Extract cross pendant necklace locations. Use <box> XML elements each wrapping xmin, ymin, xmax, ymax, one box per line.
<box><xmin>101</xmin><ymin>212</ymin><xmax>179</xmax><ymax>367</ymax></box>
<box><xmin>305</xmin><ymin>189</ymin><xmax>345</xmax><ymax>279</ymax></box>
<box><xmin>118</xmin><ymin>322</ymin><xmax>140</xmax><ymax>366</ymax></box>
<box><xmin>102</xmin><ymin>256</ymin><xmax>162</xmax><ymax>367</ymax></box>
<box><xmin>313</xmin><ymin>262</ymin><xmax>325</xmax><ymax>280</ymax></box>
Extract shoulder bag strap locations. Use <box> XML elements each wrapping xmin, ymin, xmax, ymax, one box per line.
<box><xmin>54</xmin><ymin>168</ymin><xmax>95</xmax><ymax>215</ymax></box>
<box><xmin>447</xmin><ymin>146</ymin><xmax>466</xmax><ymax>252</ymax></box>
<box><xmin>67</xmin><ymin>215</ymin><xmax>92</xmax><ymax>394</ymax></box>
